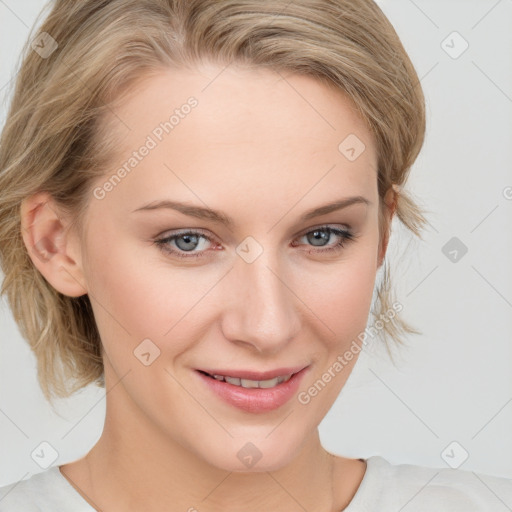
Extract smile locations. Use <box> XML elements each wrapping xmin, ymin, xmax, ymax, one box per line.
<box><xmin>200</xmin><ymin>371</ymin><xmax>293</xmax><ymax>389</ymax></box>
<box><xmin>195</xmin><ymin>366</ymin><xmax>310</xmax><ymax>413</ymax></box>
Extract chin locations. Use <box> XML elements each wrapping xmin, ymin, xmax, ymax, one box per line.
<box><xmin>195</xmin><ymin>431</ymin><xmax>306</xmax><ymax>473</ymax></box>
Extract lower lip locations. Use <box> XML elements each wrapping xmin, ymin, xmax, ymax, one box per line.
<box><xmin>196</xmin><ymin>367</ymin><xmax>309</xmax><ymax>413</ymax></box>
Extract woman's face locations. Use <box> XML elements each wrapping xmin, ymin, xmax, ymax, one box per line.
<box><xmin>73</xmin><ymin>63</ymin><xmax>389</xmax><ymax>471</ymax></box>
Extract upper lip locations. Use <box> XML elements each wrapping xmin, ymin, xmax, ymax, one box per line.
<box><xmin>197</xmin><ymin>365</ymin><xmax>308</xmax><ymax>381</ymax></box>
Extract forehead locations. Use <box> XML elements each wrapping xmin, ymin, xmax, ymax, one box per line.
<box><xmin>93</xmin><ymin>64</ymin><xmax>378</xmax><ymax>219</ymax></box>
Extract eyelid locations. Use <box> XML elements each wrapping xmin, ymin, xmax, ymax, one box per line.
<box><xmin>155</xmin><ymin>223</ymin><xmax>352</xmax><ymax>244</ymax></box>
<box><xmin>159</xmin><ymin>227</ymin><xmax>211</xmax><ymax>238</ymax></box>
<box><xmin>295</xmin><ymin>222</ymin><xmax>352</xmax><ymax>236</ymax></box>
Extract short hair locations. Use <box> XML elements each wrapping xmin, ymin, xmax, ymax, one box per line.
<box><xmin>0</xmin><ymin>0</ymin><xmax>428</xmax><ymax>405</ymax></box>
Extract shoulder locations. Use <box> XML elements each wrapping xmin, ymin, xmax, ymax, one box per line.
<box><xmin>0</xmin><ymin>466</ymin><xmax>94</xmax><ymax>511</ymax></box>
<box><xmin>351</xmin><ymin>456</ymin><xmax>512</xmax><ymax>511</ymax></box>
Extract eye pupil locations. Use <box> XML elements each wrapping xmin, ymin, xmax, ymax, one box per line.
<box><xmin>176</xmin><ymin>234</ymin><xmax>199</xmax><ymax>251</ymax></box>
<box><xmin>308</xmin><ymin>229</ymin><xmax>330</xmax><ymax>247</ymax></box>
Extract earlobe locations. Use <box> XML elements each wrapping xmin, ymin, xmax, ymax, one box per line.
<box><xmin>20</xmin><ymin>192</ymin><xmax>88</xmax><ymax>297</ymax></box>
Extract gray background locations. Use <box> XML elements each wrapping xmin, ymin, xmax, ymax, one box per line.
<box><xmin>1</xmin><ymin>0</ymin><xmax>511</xmax><ymax>487</ymax></box>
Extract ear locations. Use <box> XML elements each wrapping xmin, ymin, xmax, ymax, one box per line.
<box><xmin>377</xmin><ymin>185</ymin><xmax>398</xmax><ymax>269</ymax></box>
<box><xmin>20</xmin><ymin>191</ymin><xmax>88</xmax><ymax>297</ymax></box>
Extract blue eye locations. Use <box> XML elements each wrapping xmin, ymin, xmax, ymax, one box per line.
<box><xmin>154</xmin><ymin>225</ymin><xmax>355</xmax><ymax>260</ymax></box>
<box><xmin>294</xmin><ymin>226</ymin><xmax>355</xmax><ymax>254</ymax></box>
<box><xmin>154</xmin><ymin>229</ymin><xmax>214</xmax><ymax>259</ymax></box>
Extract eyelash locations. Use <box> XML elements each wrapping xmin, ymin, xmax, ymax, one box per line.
<box><xmin>153</xmin><ymin>225</ymin><xmax>356</xmax><ymax>260</ymax></box>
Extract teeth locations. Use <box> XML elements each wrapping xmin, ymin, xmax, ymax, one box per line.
<box><xmin>237</xmin><ymin>376</ymin><xmax>283</xmax><ymax>388</ymax></box>
<box><xmin>240</xmin><ymin>378</ymin><xmax>261</xmax><ymax>388</ymax></box>
<box><xmin>211</xmin><ymin>373</ymin><xmax>293</xmax><ymax>388</ymax></box>
<box><xmin>257</xmin><ymin>377</ymin><xmax>280</xmax><ymax>388</ymax></box>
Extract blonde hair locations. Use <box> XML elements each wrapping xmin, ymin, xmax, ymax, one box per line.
<box><xmin>0</xmin><ymin>0</ymin><xmax>428</xmax><ymax>405</ymax></box>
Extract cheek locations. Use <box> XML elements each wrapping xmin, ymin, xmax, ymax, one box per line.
<box><xmin>81</xmin><ymin>223</ymin><xmax>219</xmax><ymax>369</ymax></box>
<box><xmin>80</xmin><ymin>221</ymin><xmax>172</xmax><ymax>356</ymax></box>
<box><xmin>294</xmin><ymin>252</ymin><xmax>378</xmax><ymax>409</ymax></box>
<box><xmin>84</xmin><ymin>242</ymin><xmax>161</xmax><ymax>333</ymax></box>
<box><xmin>294</xmin><ymin>241</ymin><xmax>378</xmax><ymax>346</ymax></box>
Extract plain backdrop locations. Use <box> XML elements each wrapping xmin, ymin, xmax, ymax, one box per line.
<box><xmin>1</xmin><ymin>0</ymin><xmax>511</xmax><ymax>488</ymax></box>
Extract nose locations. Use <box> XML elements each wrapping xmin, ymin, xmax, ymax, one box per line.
<box><xmin>219</xmin><ymin>248</ymin><xmax>302</xmax><ymax>354</ymax></box>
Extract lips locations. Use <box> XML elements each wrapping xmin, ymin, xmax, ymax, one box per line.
<box><xmin>195</xmin><ymin>365</ymin><xmax>310</xmax><ymax>413</ymax></box>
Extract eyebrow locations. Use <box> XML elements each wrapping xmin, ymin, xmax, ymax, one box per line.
<box><xmin>131</xmin><ymin>196</ymin><xmax>371</xmax><ymax>227</ymax></box>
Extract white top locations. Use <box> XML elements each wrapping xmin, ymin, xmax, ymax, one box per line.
<box><xmin>0</xmin><ymin>455</ymin><xmax>511</xmax><ymax>511</ymax></box>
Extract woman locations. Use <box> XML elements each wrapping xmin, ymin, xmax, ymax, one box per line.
<box><xmin>0</xmin><ymin>0</ymin><xmax>510</xmax><ymax>510</ymax></box>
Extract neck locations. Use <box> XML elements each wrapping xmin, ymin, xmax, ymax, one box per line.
<box><xmin>86</xmin><ymin>424</ymin><xmax>335</xmax><ymax>511</ymax></box>
<box><xmin>78</xmin><ymin>390</ymin><xmax>338</xmax><ymax>511</ymax></box>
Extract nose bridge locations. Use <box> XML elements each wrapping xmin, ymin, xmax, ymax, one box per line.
<box><xmin>221</xmin><ymin>243</ymin><xmax>300</xmax><ymax>352</ymax></box>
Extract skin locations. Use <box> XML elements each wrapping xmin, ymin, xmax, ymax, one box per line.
<box><xmin>21</xmin><ymin>62</ymin><xmax>396</xmax><ymax>511</ymax></box>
